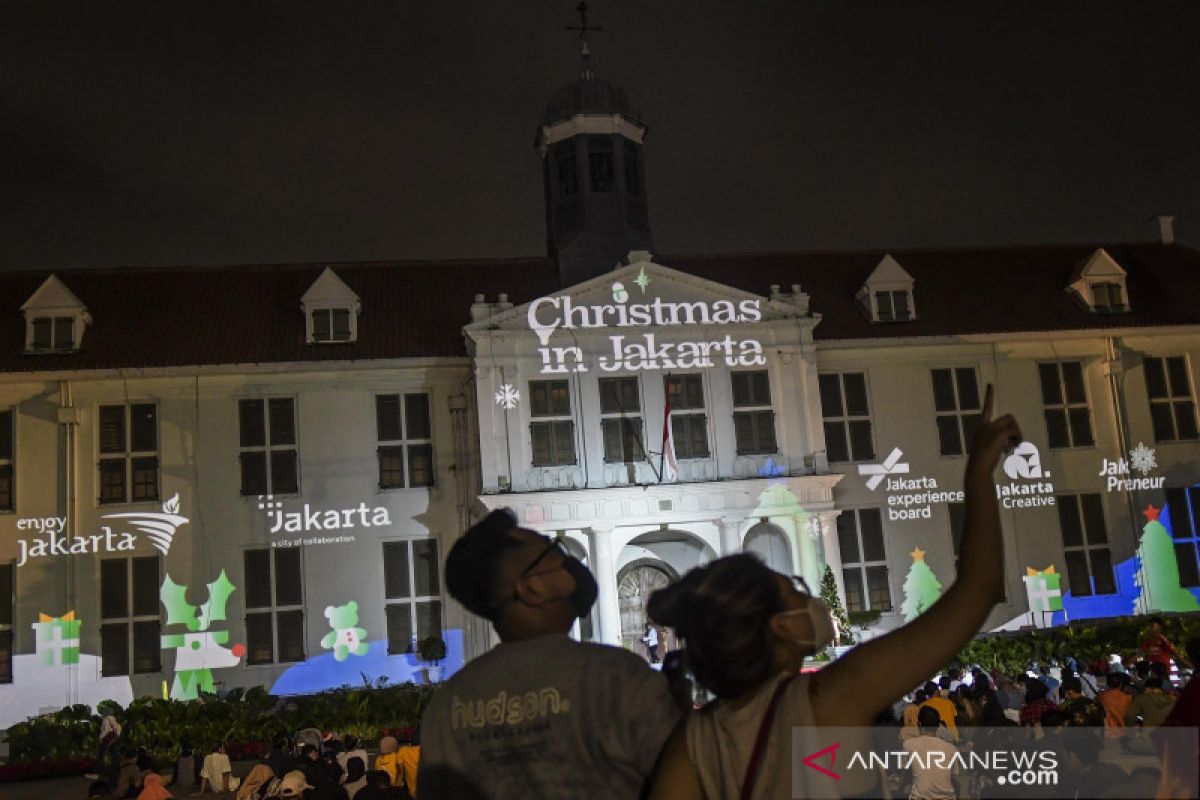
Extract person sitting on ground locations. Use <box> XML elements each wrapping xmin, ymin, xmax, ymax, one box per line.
<box><xmin>373</xmin><ymin>736</ymin><xmax>403</xmax><ymax>791</ymax></box>
<box><xmin>268</xmin><ymin>737</ymin><xmax>295</xmax><ymax>779</ymax></box>
<box><xmin>1131</xmin><ymin>660</ymin><xmax>1151</xmax><ymax>693</ymax></box>
<box><xmin>354</xmin><ymin>771</ymin><xmax>401</xmax><ymax>800</ymax></box>
<box><xmin>994</xmin><ymin>673</ymin><xmax>1022</xmax><ymax>712</ymax></box>
<box><xmin>89</xmin><ymin>780</ymin><xmax>114</xmax><ymax>800</ymax></box>
<box><xmin>418</xmin><ymin>508</ymin><xmax>683</xmax><ymax>799</ymax></box>
<box><xmin>278</xmin><ymin>770</ymin><xmax>314</xmax><ymax>799</ymax></box>
<box><xmin>300</xmin><ymin>744</ymin><xmax>324</xmax><ymax>788</ymax></box>
<box><xmin>904</xmin><ymin>706</ymin><xmax>959</xmax><ymax>800</ymax></box>
<box><xmin>342</xmin><ymin>757</ymin><xmax>368</xmax><ymax>799</ymax></box>
<box><xmin>1126</xmin><ymin>675</ymin><xmax>1176</xmax><ymax>728</ymax></box>
<box><xmin>1098</xmin><ymin>671</ymin><xmax>1132</xmax><ymax>736</ymax></box>
<box><xmin>1059</xmin><ymin>676</ymin><xmax>1105</xmax><ymax>726</ymax></box>
<box><xmin>902</xmin><ymin>689</ymin><xmax>928</xmax><ymax>728</ymax></box>
<box><xmin>236</xmin><ymin>760</ymin><xmax>276</xmax><ymax>800</ymax></box>
<box><xmin>644</xmin><ymin>387</ymin><xmax>1020</xmax><ymax>800</ymax></box>
<box><xmin>1149</xmin><ymin>660</ymin><xmax>1175</xmax><ymax>692</ymax></box>
<box><xmin>336</xmin><ymin>736</ymin><xmax>368</xmax><ymax>783</ymax></box>
<box><xmin>305</xmin><ymin>761</ymin><xmax>349</xmax><ymax>800</ymax></box>
<box><xmin>394</xmin><ymin>730</ymin><xmax>419</xmax><ymax>798</ymax></box>
<box><xmin>1019</xmin><ymin>676</ymin><xmax>1057</xmax><ymax>727</ymax></box>
<box><xmin>114</xmin><ymin>749</ymin><xmax>143</xmax><ymax>799</ymax></box>
<box><xmin>138</xmin><ymin>773</ymin><xmax>174</xmax><ymax>800</ymax></box>
<box><xmin>194</xmin><ymin>742</ymin><xmax>231</xmax><ymax>796</ymax></box>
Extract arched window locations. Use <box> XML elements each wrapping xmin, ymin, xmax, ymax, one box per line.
<box><xmin>744</xmin><ymin>522</ymin><xmax>791</xmax><ymax>573</ymax></box>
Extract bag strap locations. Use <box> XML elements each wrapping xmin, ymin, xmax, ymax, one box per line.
<box><xmin>740</xmin><ymin>674</ymin><xmax>798</xmax><ymax>800</ymax></box>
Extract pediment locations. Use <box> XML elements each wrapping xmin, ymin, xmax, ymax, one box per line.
<box><xmin>465</xmin><ymin>259</ymin><xmax>805</xmax><ymax>342</ymax></box>
<box><xmin>1070</xmin><ymin>248</ymin><xmax>1127</xmax><ymax>282</ymax></box>
<box><xmin>301</xmin><ymin>267</ymin><xmax>360</xmax><ymax>309</ymax></box>
<box><xmin>862</xmin><ymin>254</ymin><xmax>914</xmax><ymax>288</ymax></box>
<box><xmin>21</xmin><ymin>275</ymin><xmax>88</xmax><ymax>314</ymax></box>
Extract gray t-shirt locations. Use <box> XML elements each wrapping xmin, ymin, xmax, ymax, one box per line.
<box><xmin>419</xmin><ymin>633</ymin><xmax>682</xmax><ymax>800</ymax></box>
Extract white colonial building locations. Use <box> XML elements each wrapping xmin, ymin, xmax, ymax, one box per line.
<box><xmin>0</xmin><ymin>47</ymin><xmax>1198</xmax><ymax>725</ymax></box>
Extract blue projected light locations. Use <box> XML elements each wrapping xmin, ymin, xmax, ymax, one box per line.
<box><xmin>270</xmin><ymin>629</ymin><xmax>464</xmax><ymax>695</ymax></box>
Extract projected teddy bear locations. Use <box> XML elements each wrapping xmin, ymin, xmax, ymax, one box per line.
<box><xmin>320</xmin><ymin>601</ymin><xmax>369</xmax><ymax>662</ymax></box>
<box><xmin>160</xmin><ymin>571</ymin><xmax>245</xmax><ymax>700</ymax></box>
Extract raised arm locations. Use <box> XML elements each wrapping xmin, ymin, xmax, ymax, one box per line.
<box><xmin>810</xmin><ymin>385</ymin><xmax>1021</xmax><ymax>726</ymax></box>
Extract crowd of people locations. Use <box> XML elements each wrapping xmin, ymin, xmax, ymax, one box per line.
<box><xmin>76</xmin><ymin>384</ymin><xmax>1197</xmax><ymax>800</ymax></box>
<box><xmin>83</xmin><ymin>729</ymin><xmax>421</xmax><ymax>799</ymax></box>
<box><xmin>885</xmin><ymin>635</ymin><xmax>1199</xmax><ymax>798</ymax></box>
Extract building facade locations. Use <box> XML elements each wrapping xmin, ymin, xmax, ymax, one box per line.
<box><xmin>1</xmin><ymin>58</ymin><xmax>1199</xmax><ymax>727</ymax></box>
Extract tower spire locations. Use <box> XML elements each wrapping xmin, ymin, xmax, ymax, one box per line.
<box><xmin>565</xmin><ymin>1</ymin><xmax>602</xmax><ymax>80</ymax></box>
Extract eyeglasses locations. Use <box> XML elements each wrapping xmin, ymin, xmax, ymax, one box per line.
<box><xmin>521</xmin><ymin>537</ymin><xmax>570</xmax><ymax>578</ymax></box>
<box><xmin>789</xmin><ymin>575</ymin><xmax>813</xmax><ymax>596</ymax></box>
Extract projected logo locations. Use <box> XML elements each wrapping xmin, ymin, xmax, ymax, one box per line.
<box><xmin>526</xmin><ymin>282</ymin><xmax>766</xmax><ymax>374</ymax></box>
<box><xmin>858</xmin><ymin>448</ymin><xmax>910</xmax><ymax>491</ymax></box>
<box><xmin>996</xmin><ymin>442</ymin><xmax>1055</xmax><ymax>510</ymax></box>
<box><xmin>16</xmin><ymin>494</ymin><xmax>189</xmax><ymax>567</ymax></box>
<box><xmin>859</xmin><ymin>447</ymin><xmax>962</xmax><ymax>522</ymax></box>
<box><xmin>1099</xmin><ymin>442</ymin><xmax>1164</xmax><ymax>493</ymax></box>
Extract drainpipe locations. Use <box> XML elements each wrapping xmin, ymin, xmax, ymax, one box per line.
<box><xmin>1103</xmin><ymin>338</ymin><xmax>1141</xmax><ymax>603</ymax></box>
<box><xmin>56</xmin><ymin>380</ymin><xmax>80</xmax><ymax>706</ymax></box>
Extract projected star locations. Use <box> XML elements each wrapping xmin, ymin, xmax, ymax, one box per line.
<box><xmin>634</xmin><ymin>266</ymin><xmax>650</xmax><ymax>293</ymax></box>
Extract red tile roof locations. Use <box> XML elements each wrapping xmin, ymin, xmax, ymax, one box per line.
<box><xmin>0</xmin><ymin>243</ymin><xmax>1196</xmax><ymax>373</ymax></box>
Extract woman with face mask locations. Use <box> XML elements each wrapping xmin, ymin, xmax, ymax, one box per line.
<box><xmin>646</xmin><ymin>385</ymin><xmax>1021</xmax><ymax>800</ymax></box>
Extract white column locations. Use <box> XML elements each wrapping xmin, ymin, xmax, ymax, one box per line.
<box><xmin>588</xmin><ymin>525</ymin><xmax>622</xmax><ymax>646</ymax></box>
<box><xmin>817</xmin><ymin>511</ymin><xmax>845</xmax><ymax>597</ymax></box>
<box><xmin>717</xmin><ymin>516</ymin><xmax>743</xmax><ymax>556</ymax></box>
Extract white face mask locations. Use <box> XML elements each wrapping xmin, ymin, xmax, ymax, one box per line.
<box><xmin>775</xmin><ymin>598</ymin><xmax>836</xmax><ymax>653</ymax></box>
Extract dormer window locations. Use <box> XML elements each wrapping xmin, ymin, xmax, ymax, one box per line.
<box><xmin>311</xmin><ymin>308</ymin><xmax>352</xmax><ymax>342</ymax></box>
<box><xmin>1091</xmin><ymin>282</ymin><xmax>1126</xmax><ymax>313</ymax></box>
<box><xmin>1067</xmin><ymin>249</ymin><xmax>1130</xmax><ymax>314</ymax></box>
<box><xmin>874</xmin><ymin>290</ymin><xmax>911</xmax><ymax>322</ymax></box>
<box><xmin>857</xmin><ymin>255</ymin><xmax>917</xmax><ymax>323</ymax></box>
<box><xmin>21</xmin><ymin>275</ymin><xmax>90</xmax><ymax>354</ymax></box>
<box><xmin>30</xmin><ymin>316</ymin><xmax>76</xmax><ymax>351</ymax></box>
<box><xmin>301</xmin><ymin>267</ymin><xmax>361</xmax><ymax>345</ymax></box>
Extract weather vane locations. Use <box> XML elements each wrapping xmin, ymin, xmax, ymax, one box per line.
<box><xmin>566</xmin><ymin>2</ymin><xmax>602</xmax><ymax>41</ymax></box>
<box><xmin>565</xmin><ymin>2</ymin><xmax>602</xmax><ymax>79</ymax></box>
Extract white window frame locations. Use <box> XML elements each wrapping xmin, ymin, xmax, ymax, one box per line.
<box><xmin>529</xmin><ymin>380</ymin><xmax>577</xmax><ymax>467</ymax></box>
<box><xmin>819</xmin><ymin>372</ymin><xmax>876</xmax><ymax>464</ymax></box>
<box><xmin>837</xmin><ymin>508</ymin><xmax>892</xmax><ymax>613</ymax></box>
<box><xmin>930</xmin><ymin>366</ymin><xmax>983</xmax><ymax>457</ymax></box>
<box><xmin>238</xmin><ymin>397</ymin><xmax>300</xmax><ymax>496</ymax></box>
<box><xmin>97</xmin><ymin>403</ymin><xmax>160</xmax><ymax>506</ymax></box>
<box><xmin>599</xmin><ymin>377</ymin><xmax>645</xmax><ymax>464</ymax></box>
<box><xmin>99</xmin><ymin>555</ymin><xmax>162</xmax><ymax>677</ymax></box>
<box><xmin>383</xmin><ymin>539</ymin><xmax>443</xmax><ymax>655</ymax></box>
<box><xmin>1144</xmin><ymin>355</ymin><xmax>1200</xmax><ymax>443</ymax></box>
<box><xmin>1089</xmin><ymin>281</ymin><xmax>1126</xmax><ymax>313</ymax></box>
<box><xmin>376</xmin><ymin>393</ymin><xmax>435</xmax><ymax>489</ymax></box>
<box><xmin>873</xmin><ymin>290</ymin><xmax>912</xmax><ymax>322</ymax></box>
<box><xmin>731</xmin><ymin>370</ymin><xmax>777</xmax><ymax>456</ymax></box>
<box><xmin>243</xmin><ymin>546</ymin><xmax>306</xmax><ymax>665</ymax></box>
<box><xmin>1056</xmin><ymin>493</ymin><xmax>1117</xmax><ymax>597</ymax></box>
<box><xmin>26</xmin><ymin>315</ymin><xmax>79</xmax><ymax>353</ymax></box>
<box><xmin>664</xmin><ymin>373</ymin><xmax>710</xmax><ymax>460</ymax></box>
<box><xmin>307</xmin><ymin>304</ymin><xmax>357</xmax><ymax>344</ymax></box>
<box><xmin>1037</xmin><ymin>361</ymin><xmax>1095</xmax><ymax>449</ymax></box>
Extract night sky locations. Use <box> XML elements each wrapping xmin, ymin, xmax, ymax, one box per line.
<box><xmin>2</xmin><ymin>1</ymin><xmax>1198</xmax><ymax>271</ymax></box>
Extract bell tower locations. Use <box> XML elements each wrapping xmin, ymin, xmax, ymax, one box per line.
<box><xmin>536</xmin><ymin>2</ymin><xmax>653</xmax><ymax>288</ymax></box>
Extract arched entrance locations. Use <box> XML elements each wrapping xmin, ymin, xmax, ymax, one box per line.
<box><xmin>617</xmin><ymin>560</ymin><xmax>673</xmax><ymax>662</ymax></box>
<box><xmin>744</xmin><ymin>521</ymin><xmax>791</xmax><ymax>573</ymax></box>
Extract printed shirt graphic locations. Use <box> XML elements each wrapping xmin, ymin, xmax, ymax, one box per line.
<box><xmin>419</xmin><ymin>634</ymin><xmax>680</xmax><ymax>799</ymax></box>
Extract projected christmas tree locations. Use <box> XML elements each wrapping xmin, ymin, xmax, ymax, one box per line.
<box><xmin>901</xmin><ymin>547</ymin><xmax>943</xmax><ymax>621</ymax></box>
<box><xmin>1134</xmin><ymin>505</ymin><xmax>1200</xmax><ymax>613</ymax></box>
<box><xmin>819</xmin><ymin>565</ymin><xmax>855</xmax><ymax>646</ymax></box>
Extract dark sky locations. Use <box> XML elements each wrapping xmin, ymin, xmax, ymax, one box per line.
<box><xmin>2</xmin><ymin>1</ymin><xmax>1198</xmax><ymax>271</ymax></box>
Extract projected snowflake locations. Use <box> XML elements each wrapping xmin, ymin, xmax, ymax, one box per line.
<box><xmin>1129</xmin><ymin>442</ymin><xmax>1157</xmax><ymax>476</ymax></box>
<box><xmin>494</xmin><ymin>384</ymin><xmax>520</xmax><ymax>410</ymax></box>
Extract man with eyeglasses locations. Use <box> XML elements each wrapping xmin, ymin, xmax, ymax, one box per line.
<box><xmin>418</xmin><ymin>508</ymin><xmax>682</xmax><ymax>799</ymax></box>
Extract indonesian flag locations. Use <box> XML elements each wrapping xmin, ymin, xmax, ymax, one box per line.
<box><xmin>660</xmin><ymin>392</ymin><xmax>679</xmax><ymax>482</ymax></box>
